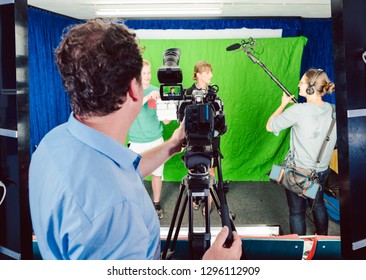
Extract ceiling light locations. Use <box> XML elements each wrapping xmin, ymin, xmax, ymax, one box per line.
<box><xmin>95</xmin><ymin>4</ymin><xmax>223</xmax><ymax>17</ymax></box>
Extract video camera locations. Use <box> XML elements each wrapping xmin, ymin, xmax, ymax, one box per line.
<box><xmin>158</xmin><ymin>49</ymin><xmax>235</xmax><ymax>259</ymax></box>
<box><xmin>157</xmin><ymin>48</ymin><xmax>227</xmax><ymax>171</ymax></box>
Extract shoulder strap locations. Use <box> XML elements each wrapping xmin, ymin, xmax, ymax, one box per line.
<box><xmin>316</xmin><ymin>105</ymin><xmax>336</xmax><ymax>165</ymax></box>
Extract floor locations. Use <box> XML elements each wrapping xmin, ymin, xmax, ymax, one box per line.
<box><xmin>30</xmin><ymin>180</ymin><xmax>341</xmax><ymax>260</ymax></box>
<box><xmin>145</xmin><ymin>180</ymin><xmax>341</xmax><ymax>237</ymax></box>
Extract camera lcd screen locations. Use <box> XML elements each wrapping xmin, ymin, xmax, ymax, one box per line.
<box><xmin>160</xmin><ymin>84</ymin><xmax>184</xmax><ymax>101</ymax></box>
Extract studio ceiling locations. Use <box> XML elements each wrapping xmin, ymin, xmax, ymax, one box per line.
<box><xmin>28</xmin><ymin>0</ymin><xmax>332</xmax><ymax>20</ymax></box>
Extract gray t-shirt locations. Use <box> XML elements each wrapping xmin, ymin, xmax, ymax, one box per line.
<box><xmin>270</xmin><ymin>102</ymin><xmax>336</xmax><ymax>172</ymax></box>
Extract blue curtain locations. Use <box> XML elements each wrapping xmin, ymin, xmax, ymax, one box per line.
<box><xmin>28</xmin><ymin>8</ymin><xmax>335</xmax><ymax>158</ymax></box>
<box><xmin>28</xmin><ymin>8</ymin><xmax>82</xmax><ymax>154</ymax></box>
<box><xmin>299</xmin><ymin>19</ymin><xmax>335</xmax><ymax>104</ymax></box>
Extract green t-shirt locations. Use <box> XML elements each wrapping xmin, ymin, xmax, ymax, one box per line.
<box><xmin>128</xmin><ymin>85</ymin><xmax>163</xmax><ymax>143</ymax></box>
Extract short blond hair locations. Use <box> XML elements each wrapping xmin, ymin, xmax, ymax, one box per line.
<box><xmin>143</xmin><ymin>59</ymin><xmax>151</xmax><ymax>67</ymax></box>
<box><xmin>193</xmin><ymin>61</ymin><xmax>212</xmax><ymax>80</ymax></box>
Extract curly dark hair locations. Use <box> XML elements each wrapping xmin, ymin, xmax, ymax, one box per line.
<box><xmin>55</xmin><ymin>20</ymin><xmax>143</xmax><ymax>118</ymax></box>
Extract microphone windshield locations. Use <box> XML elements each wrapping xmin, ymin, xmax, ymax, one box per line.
<box><xmin>226</xmin><ymin>43</ymin><xmax>241</xmax><ymax>51</ymax></box>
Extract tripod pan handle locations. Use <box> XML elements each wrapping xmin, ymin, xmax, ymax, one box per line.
<box><xmin>220</xmin><ymin>204</ymin><xmax>233</xmax><ymax>247</ymax></box>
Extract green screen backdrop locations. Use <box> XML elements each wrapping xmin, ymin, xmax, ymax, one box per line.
<box><xmin>136</xmin><ymin>36</ymin><xmax>307</xmax><ymax>182</ymax></box>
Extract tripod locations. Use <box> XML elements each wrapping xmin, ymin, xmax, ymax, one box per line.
<box><xmin>161</xmin><ymin>148</ymin><xmax>236</xmax><ymax>260</ymax></box>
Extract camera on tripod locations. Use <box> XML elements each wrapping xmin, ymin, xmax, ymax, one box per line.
<box><xmin>157</xmin><ymin>48</ymin><xmax>227</xmax><ymax>171</ymax></box>
<box><xmin>158</xmin><ymin>48</ymin><xmax>235</xmax><ymax>259</ymax></box>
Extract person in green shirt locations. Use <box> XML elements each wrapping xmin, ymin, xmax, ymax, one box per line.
<box><xmin>129</xmin><ymin>59</ymin><xmax>169</xmax><ymax>219</ymax></box>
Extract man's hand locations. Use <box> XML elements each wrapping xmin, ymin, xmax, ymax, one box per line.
<box><xmin>202</xmin><ymin>226</ymin><xmax>242</xmax><ymax>260</ymax></box>
<box><xmin>168</xmin><ymin>121</ymin><xmax>185</xmax><ymax>155</ymax></box>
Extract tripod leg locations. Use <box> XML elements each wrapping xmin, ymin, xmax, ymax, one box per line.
<box><xmin>170</xmin><ymin>194</ymin><xmax>188</xmax><ymax>253</ymax></box>
<box><xmin>161</xmin><ymin>180</ymin><xmax>187</xmax><ymax>260</ymax></box>
<box><xmin>188</xmin><ymin>188</ymin><xmax>211</xmax><ymax>259</ymax></box>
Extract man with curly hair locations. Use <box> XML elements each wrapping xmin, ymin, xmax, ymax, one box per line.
<box><xmin>29</xmin><ymin>20</ymin><xmax>242</xmax><ymax>260</ymax></box>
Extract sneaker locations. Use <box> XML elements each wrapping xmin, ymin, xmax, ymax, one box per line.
<box><xmin>156</xmin><ymin>208</ymin><xmax>164</xmax><ymax>219</ymax></box>
<box><xmin>192</xmin><ymin>201</ymin><xmax>200</xmax><ymax>210</ymax></box>
<box><xmin>192</xmin><ymin>197</ymin><xmax>201</xmax><ymax>210</ymax></box>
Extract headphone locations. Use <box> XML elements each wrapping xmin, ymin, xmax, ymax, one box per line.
<box><xmin>306</xmin><ymin>69</ymin><xmax>324</xmax><ymax>95</ymax></box>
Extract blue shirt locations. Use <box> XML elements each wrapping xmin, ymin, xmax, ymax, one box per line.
<box><xmin>29</xmin><ymin>114</ymin><xmax>160</xmax><ymax>260</ymax></box>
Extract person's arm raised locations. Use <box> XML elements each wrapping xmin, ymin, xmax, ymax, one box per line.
<box><xmin>266</xmin><ymin>92</ymin><xmax>294</xmax><ymax>132</ymax></box>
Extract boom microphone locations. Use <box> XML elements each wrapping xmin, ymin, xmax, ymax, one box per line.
<box><xmin>226</xmin><ymin>43</ymin><xmax>241</xmax><ymax>51</ymax></box>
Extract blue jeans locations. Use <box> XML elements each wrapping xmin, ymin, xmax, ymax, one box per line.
<box><xmin>285</xmin><ymin>168</ymin><xmax>329</xmax><ymax>235</ymax></box>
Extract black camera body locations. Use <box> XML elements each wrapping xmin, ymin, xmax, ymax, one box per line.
<box><xmin>157</xmin><ymin>48</ymin><xmax>227</xmax><ymax>171</ymax></box>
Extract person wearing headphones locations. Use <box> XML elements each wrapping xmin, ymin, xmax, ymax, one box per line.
<box><xmin>266</xmin><ymin>68</ymin><xmax>336</xmax><ymax>235</ymax></box>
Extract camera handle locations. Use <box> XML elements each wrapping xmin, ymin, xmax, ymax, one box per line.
<box><xmin>212</xmin><ymin>149</ymin><xmax>236</xmax><ymax>247</ymax></box>
<box><xmin>245</xmin><ymin>51</ymin><xmax>298</xmax><ymax>103</ymax></box>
